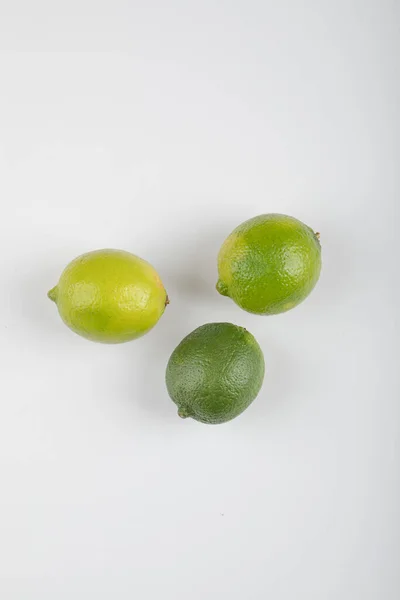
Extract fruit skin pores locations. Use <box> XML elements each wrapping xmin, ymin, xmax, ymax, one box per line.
<box><xmin>217</xmin><ymin>214</ymin><xmax>321</xmax><ymax>315</ymax></box>
<box><xmin>48</xmin><ymin>249</ymin><xmax>168</xmax><ymax>343</ymax></box>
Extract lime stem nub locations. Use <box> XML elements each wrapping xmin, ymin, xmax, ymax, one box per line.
<box><xmin>178</xmin><ymin>407</ymin><xmax>189</xmax><ymax>419</ymax></box>
<box><xmin>216</xmin><ymin>280</ymin><xmax>229</xmax><ymax>297</ymax></box>
<box><xmin>47</xmin><ymin>286</ymin><xmax>58</xmax><ymax>303</ymax></box>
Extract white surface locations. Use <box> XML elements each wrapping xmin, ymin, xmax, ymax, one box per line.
<box><xmin>0</xmin><ymin>1</ymin><xmax>399</xmax><ymax>598</ymax></box>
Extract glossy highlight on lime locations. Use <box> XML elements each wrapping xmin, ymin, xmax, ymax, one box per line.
<box><xmin>48</xmin><ymin>249</ymin><xmax>168</xmax><ymax>343</ymax></box>
<box><xmin>217</xmin><ymin>213</ymin><xmax>321</xmax><ymax>315</ymax></box>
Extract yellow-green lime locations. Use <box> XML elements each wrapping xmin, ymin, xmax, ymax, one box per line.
<box><xmin>166</xmin><ymin>323</ymin><xmax>265</xmax><ymax>424</ymax></box>
<box><xmin>48</xmin><ymin>249</ymin><xmax>168</xmax><ymax>343</ymax></box>
<box><xmin>217</xmin><ymin>214</ymin><xmax>321</xmax><ymax>315</ymax></box>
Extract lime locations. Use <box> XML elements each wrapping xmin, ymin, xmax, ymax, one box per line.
<box><xmin>217</xmin><ymin>214</ymin><xmax>321</xmax><ymax>315</ymax></box>
<box><xmin>48</xmin><ymin>249</ymin><xmax>168</xmax><ymax>343</ymax></box>
<box><xmin>166</xmin><ymin>323</ymin><xmax>265</xmax><ymax>424</ymax></box>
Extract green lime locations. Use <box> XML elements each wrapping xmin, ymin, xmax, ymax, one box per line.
<box><xmin>48</xmin><ymin>249</ymin><xmax>168</xmax><ymax>343</ymax></box>
<box><xmin>217</xmin><ymin>214</ymin><xmax>321</xmax><ymax>315</ymax></box>
<box><xmin>166</xmin><ymin>323</ymin><xmax>265</xmax><ymax>424</ymax></box>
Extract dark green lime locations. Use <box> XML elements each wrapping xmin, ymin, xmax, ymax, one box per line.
<box><xmin>166</xmin><ymin>323</ymin><xmax>265</xmax><ymax>424</ymax></box>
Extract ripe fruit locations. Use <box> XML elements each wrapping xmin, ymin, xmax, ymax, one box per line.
<box><xmin>166</xmin><ymin>323</ymin><xmax>265</xmax><ymax>424</ymax></box>
<box><xmin>217</xmin><ymin>213</ymin><xmax>321</xmax><ymax>315</ymax></box>
<box><xmin>48</xmin><ymin>249</ymin><xmax>168</xmax><ymax>343</ymax></box>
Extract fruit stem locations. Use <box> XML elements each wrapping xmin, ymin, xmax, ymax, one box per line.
<box><xmin>315</xmin><ymin>232</ymin><xmax>320</xmax><ymax>240</ymax></box>
<box><xmin>47</xmin><ymin>286</ymin><xmax>58</xmax><ymax>303</ymax></box>
<box><xmin>216</xmin><ymin>280</ymin><xmax>229</xmax><ymax>297</ymax></box>
<box><xmin>165</xmin><ymin>294</ymin><xmax>170</xmax><ymax>307</ymax></box>
<box><xmin>178</xmin><ymin>407</ymin><xmax>189</xmax><ymax>419</ymax></box>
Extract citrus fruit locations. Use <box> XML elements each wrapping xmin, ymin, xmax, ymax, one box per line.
<box><xmin>166</xmin><ymin>323</ymin><xmax>265</xmax><ymax>424</ymax></box>
<box><xmin>216</xmin><ymin>213</ymin><xmax>321</xmax><ymax>315</ymax></box>
<box><xmin>48</xmin><ymin>249</ymin><xmax>168</xmax><ymax>343</ymax></box>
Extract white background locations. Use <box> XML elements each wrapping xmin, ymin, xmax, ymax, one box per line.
<box><xmin>0</xmin><ymin>1</ymin><xmax>399</xmax><ymax>598</ymax></box>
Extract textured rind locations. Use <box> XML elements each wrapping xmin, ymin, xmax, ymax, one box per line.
<box><xmin>51</xmin><ymin>249</ymin><xmax>167</xmax><ymax>343</ymax></box>
<box><xmin>166</xmin><ymin>323</ymin><xmax>265</xmax><ymax>424</ymax></box>
<box><xmin>217</xmin><ymin>214</ymin><xmax>321</xmax><ymax>315</ymax></box>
